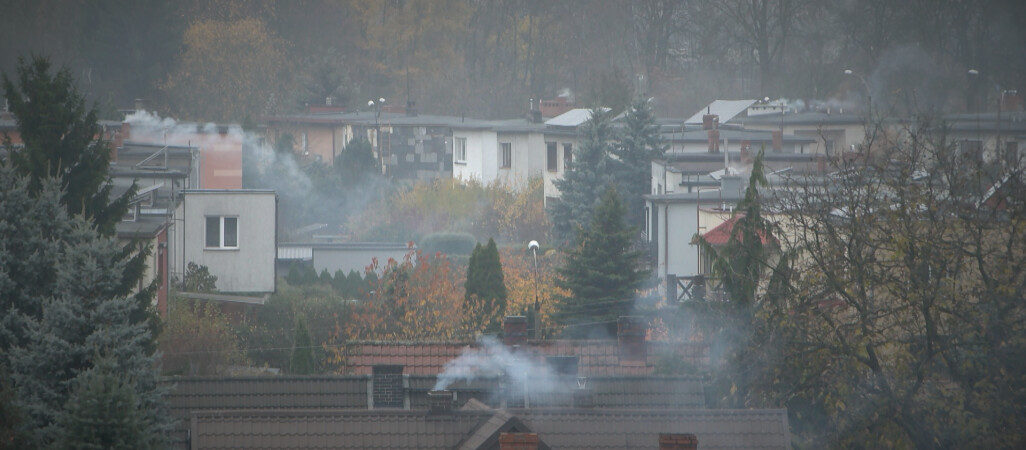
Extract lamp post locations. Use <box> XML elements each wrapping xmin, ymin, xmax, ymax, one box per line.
<box><xmin>528</xmin><ymin>240</ymin><xmax>540</xmax><ymax>339</ymax></box>
<box><xmin>368</xmin><ymin>97</ymin><xmax>386</xmax><ymax>174</ymax></box>
<box><xmin>844</xmin><ymin>69</ymin><xmax>872</xmax><ymax>119</ymax></box>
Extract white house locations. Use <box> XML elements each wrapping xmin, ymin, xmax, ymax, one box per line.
<box><xmin>451</xmin><ymin>118</ymin><xmax>547</xmax><ymax>188</ymax></box>
<box><xmin>172</xmin><ymin>190</ymin><xmax>278</xmax><ymax>293</ymax></box>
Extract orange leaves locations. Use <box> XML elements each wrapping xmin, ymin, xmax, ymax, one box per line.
<box><xmin>499</xmin><ymin>246</ymin><xmax>568</xmax><ymax>339</ymax></box>
<box><xmin>337</xmin><ymin>249</ymin><xmax>484</xmax><ymax>343</ymax></box>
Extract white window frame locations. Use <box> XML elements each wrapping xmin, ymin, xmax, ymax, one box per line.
<box><xmin>454</xmin><ymin>137</ymin><xmax>467</xmax><ymax>163</ymax></box>
<box><xmin>500</xmin><ymin>142</ymin><xmax>512</xmax><ymax>169</ymax></box>
<box><xmin>205</xmin><ymin>216</ymin><xmax>239</xmax><ymax>249</ymax></box>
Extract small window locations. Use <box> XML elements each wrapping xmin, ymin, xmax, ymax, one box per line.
<box><xmin>454</xmin><ymin>137</ymin><xmax>467</xmax><ymax>162</ymax></box>
<box><xmin>547</xmin><ymin>142</ymin><xmax>557</xmax><ymax>172</ymax></box>
<box><xmin>206</xmin><ymin>216</ymin><xmax>239</xmax><ymax>249</ymax></box>
<box><xmin>500</xmin><ymin>143</ymin><xmax>512</xmax><ymax>169</ymax></box>
<box><xmin>563</xmin><ymin>143</ymin><xmax>573</xmax><ymax>168</ymax></box>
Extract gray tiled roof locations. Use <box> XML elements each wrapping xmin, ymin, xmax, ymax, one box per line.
<box><xmin>191</xmin><ymin>409</ymin><xmax>492</xmax><ymax>449</ymax></box>
<box><xmin>187</xmin><ymin>407</ymin><xmax>790</xmax><ymax>449</ymax></box>
<box><xmin>517</xmin><ymin>408</ymin><xmax>790</xmax><ymax>449</ymax></box>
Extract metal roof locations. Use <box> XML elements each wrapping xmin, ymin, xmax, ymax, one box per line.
<box><xmin>684</xmin><ymin>99</ymin><xmax>758</xmax><ymax>125</ymax></box>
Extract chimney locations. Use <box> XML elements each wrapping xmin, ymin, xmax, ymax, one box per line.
<box><xmin>771</xmin><ymin>130</ymin><xmax>783</xmax><ymax>152</ymax></box>
<box><xmin>427</xmin><ymin>389</ymin><xmax>455</xmax><ymax>414</ymax></box>
<box><xmin>499</xmin><ymin>432</ymin><xmax>540</xmax><ymax>450</ymax></box>
<box><xmin>707</xmin><ymin>129</ymin><xmax>720</xmax><ymax>153</ymax></box>
<box><xmin>503</xmin><ymin>316</ymin><xmax>528</xmax><ymax>347</ymax></box>
<box><xmin>1001</xmin><ymin>91</ymin><xmax>1022</xmax><ymax>112</ymax></box>
<box><xmin>406</xmin><ymin>100</ymin><xmax>418</xmax><ymax>117</ymax></box>
<box><xmin>659</xmin><ymin>433</ymin><xmax>698</xmax><ymax>450</ymax></box>
<box><xmin>134</xmin><ymin>98</ymin><xmax>147</xmax><ymax>112</ymax></box>
<box><xmin>720</xmin><ymin>175</ymin><xmax>743</xmax><ymax>197</ymax></box>
<box><xmin>572</xmin><ymin>376</ymin><xmax>593</xmax><ymax>408</ymax></box>
<box><xmin>617</xmin><ymin>316</ymin><xmax>647</xmax><ymax>365</ymax></box>
<box><xmin>371</xmin><ymin>364</ymin><xmax>405</xmax><ymax>408</ymax></box>
<box><xmin>702</xmin><ymin>114</ymin><xmax>719</xmax><ymax>130</ymax></box>
<box><xmin>740</xmin><ymin>141</ymin><xmax>752</xmax><ymax>162</ymax></box>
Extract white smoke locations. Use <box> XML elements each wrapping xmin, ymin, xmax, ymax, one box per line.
<box><xmin>124</xmin><ymin>109</ymin><xmax>312</xmax><ymax>194</ymax></box>
<box><xmin>433</xmin><ymin>336</ymin><xmax>557</xmax><ymax>392</ymax></box>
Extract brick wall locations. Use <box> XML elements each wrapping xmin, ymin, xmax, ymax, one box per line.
<box><xmin>372</xmin><ymin>365</ymin><xmax>404</xmax><ymax>408</ymax></box>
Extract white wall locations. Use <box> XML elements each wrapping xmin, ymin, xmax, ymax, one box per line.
<box><xmin>453</xmin><ymin>129</ymin><xmax>497</xmax><ymax>183</ymax></box>
<box><xmin>173</xmin><ymin>190</ymin><xmax>277</xmax><ymax>293</ymax></box>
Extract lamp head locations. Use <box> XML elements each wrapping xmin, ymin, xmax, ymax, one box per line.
<box><xmin>528</xmin><ymin>240</ymin><xmax>540</xmax><ymax>251</ymax></box>
<box><xmin>367</xmin><ymin>100</ymin><xmax>375</xmax><ymax>107</ymax></box>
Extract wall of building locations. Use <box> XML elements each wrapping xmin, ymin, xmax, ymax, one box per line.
<box><xmin>173</xmin><ymin>191</ymin><xmax>277</xmax><ymax>293</ymax></box>
<box><xmin>452</xmin><ymin>129</ymin><xmax>498</xmax><ymax>183</ymax></box>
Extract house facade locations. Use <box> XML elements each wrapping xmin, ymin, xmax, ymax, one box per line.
<box><xmin>172</xmin><ymin>190</ymin><xmax>277</xmax><ymax>293</ymax></box>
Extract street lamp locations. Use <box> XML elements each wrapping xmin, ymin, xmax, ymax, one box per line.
<box><xmin>844</xmin><ymin>69</ymin><xmax>872</xmax><ymax>119</ymax></box>
<box><xmin>528</xmin><ymin>240</ymin><xmax>540</xmax><ymax>339</ymax></box>
<box><xmin>368</xmin><ymin>98</ymin><xmax>386</xmax><ymax>174</ymax></box>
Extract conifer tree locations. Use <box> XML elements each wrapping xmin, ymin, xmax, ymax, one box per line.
<box><xmin>548</xmin><ymin>108</ymin><xmax>618</xmax><ymax>244</ymax></box>
<box><xmin>2</xmin><ymin>170</ymin><xmax>170</xmax><ymax>446</ymax></box>
<box><xmin>555</xmin><ymin>185</ymin><xmax>649</xmax><ymax>337</ymax></box>
<box><xmin>464</xmin><ymin>238</ymin><xmax>508</xmax><ymax>331</ymax></box>
<box><xmin>289</xmin><ymin>316</ymin><xmax>316</xmax><ymax>375</ymax></box>
<box><xmin>1</xmin><ymin>56</ymin><xmax>158</xmax><ymax>353</ymax></box>
<box><xmin>2</xmin><ymin>56</ymin><xmax>132</xmax><ymax>236</ymax></box>
<box><xmin>614</xmin><ymin>97</ymin><xmax>666</xmax><ymax>231</ymax></box>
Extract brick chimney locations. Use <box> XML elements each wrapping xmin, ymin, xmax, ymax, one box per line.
<box><xmin>427</xmin><ymin>389</ymin><xmax>455</xmax><ymax>414</ymax></box>
<box><xmin>500</xmin><ymin>432</ymin><xmax>540</xmax><ymax>450</ymax></box>
<box><xmin>659</xmin><ymin>433</ymin><xmax>698</xmax><ymax>450</ymax></box>
<box><xmin>702</xmin><ymin>114</ymin><xmax>719</xmax><ymax>130</ymax></box>
<box><xmin>503</xmin><ymin>316</ymin><xmax>528</xmax><ymax>347</ymax></box>
<box><xmin>617</xmin><ymin>316</ymin><xmax>647</xmax><ymax>364</ymax></box>
<box><xmin>707</xmin><ymin>129</ymin><xmax>720</xmax><ymax>153</ymax></box>
<box><xmin>771</xmin><ymin>130</ymin><xmax>783</xmax><ymax>152</ymax></box>
<box><xmin>371</xmin><ymin>364</ymin><xmax>405</xmax><ymax>408</ymax></box>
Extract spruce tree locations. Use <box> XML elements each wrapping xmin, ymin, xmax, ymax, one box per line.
<box><xmin>548</xmin><ymin>108</ymin><xmax>618</xmax><ymax>244</ymax></box>
<box><xmin>464</xmin><ymin>239</ymin><xmax>508</xmax><ymax>331</ymax></box>
<box><xmin>2</xmin><ymin>172</ymin><xmax>170</xmax><ymax>447</ymax></box>
<box><xmin>555</xmin><ymin>185</ymin><xmax>649</xmax><ymax>337</ymax></box>
<box><xmin>2</xmin><ymin>55</ymin><xmax>132</xmax><ymax>236</ymax></box>
<box><xmin>2</xmin><ymin>56</ymin><xmax>158</xmax><ymax>353</ymax></box>
<box><xmin>613</xmin><ymin>97</ymin><xmax>666</xmax><ymax>231</ymax></box>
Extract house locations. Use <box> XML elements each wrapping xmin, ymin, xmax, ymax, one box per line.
<box><xmin>540</xmin><ymin>108</ymin><xmax>606</xmax><ymax>202</ymax></box>
<box><xmin>171</xmin><ymin>190</ymin><xmax>277</xmax><ymax>294</ymax></box>
<box><xmin>451</xmin><ymin>117</ymin><xmax>547</xmax><ymax>188</ymax></box>
<box><xmin>119</xmin><ymin>112</ymin><xmax>244</xmax><ymax>189</ymax></box>
<box><xmin>164</xmin><ymin>316</ymin><xmax>789</xmax><ymax>449</ymax></box>
<box><xmin>739</xmin><ymin>110</ymin><xmax>867</xmax><ymax>158</ymax></box>
<box><xmin>263</xmin><ymin>109</ymin><xmax>460</xmax><ymax>181</ymax></box>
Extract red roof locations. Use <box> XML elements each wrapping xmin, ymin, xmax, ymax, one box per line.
<box><xmin>695</xmin><ymin>215</ymin><xmax>773</xmax><ymax>246</ymax></box>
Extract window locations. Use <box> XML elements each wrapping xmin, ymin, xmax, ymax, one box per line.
<box><xmin>206</xmin><ymin>216</ymin><xmax>238</xmax><ymax>249</ymax></box>
<box><xmin>500</xmin><ymin>142</ymin><xmax>512</xmax><ymax>169</ymax></box>
<box><xmin>454</xmin><ymin>137</ymin><xmax>467</xmax><ymax>162</ymax></box>
<box><xmin>563</xmin><ymin>143</ymin><xmax>573</xmax><ymax>168</ymax></box>
<box><xmin>547</xmin><ymin>142</ymin><xmax>557</xmax><ymax>172</ymax></box>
